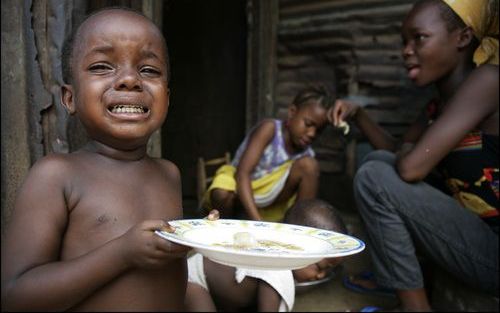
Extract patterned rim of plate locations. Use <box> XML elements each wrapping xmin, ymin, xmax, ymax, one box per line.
<box><xmin>155</xmin><ymin>219</ymin><xmax>365</xmax><ymax>258</ymax></box>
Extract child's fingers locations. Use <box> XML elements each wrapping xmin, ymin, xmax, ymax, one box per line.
<box><xmin>155</xmin><ymin>236</ymin><xmax>191</xmax><ymax>255</ymax></box>
<box><xmin>206</xmin><ymin>209</ymin><xmax>220</xmax><ymax>221</ymax></box>
<box><xmin>140</xmin><ymin>220</ymin><xmax>175</xmax><ymax>233</ymax></box>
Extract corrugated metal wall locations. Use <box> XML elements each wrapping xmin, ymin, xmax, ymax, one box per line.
<box><xmin>275</xmin><ymin>0</ymin><xmax>436</xmax><ymax>173</ymax></box>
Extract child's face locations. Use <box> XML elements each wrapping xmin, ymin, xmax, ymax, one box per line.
<box><xmin>401</xmin><ymin>2</ymin><xmax>461</xmax><ymax>87</ymax></box>
<box><xmin>62</xmin><ymin>10</ymin><xmax>169</xmax><ymax>149</ymax></box>
<box><xmin>293</xmin><ymin>257</ymin><xmax>342</xmax><ymax>283</ymax></box>
<box><xmin>286</xmin><ymin>102</ymin><xmax>328</xmax><ymax>150</ymax></box>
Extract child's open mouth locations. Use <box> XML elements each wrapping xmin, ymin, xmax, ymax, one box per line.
<box><xmin>108</xmin><ymin>104</ymin><xmax>149</xmax><ymax>114</ymax></box>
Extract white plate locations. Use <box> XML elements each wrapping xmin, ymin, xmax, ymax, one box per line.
<box><xmin>155</xmin><ymin>219</ymin><xmax>365</xmax><ymax>270</ymax></box>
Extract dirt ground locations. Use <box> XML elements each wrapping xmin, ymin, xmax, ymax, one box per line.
<box><xmin>292</xmin><ymin>210</ymin><xmax>399</xmax><ymax>312</ymax></box>
<box><xmin>183</xmin><ymin>200</ymin><xmax>400</xmax><ymax>312</ymax></box>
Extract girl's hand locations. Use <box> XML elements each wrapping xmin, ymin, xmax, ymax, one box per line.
<box><xmin>119</xmin><ymin>220</ymin><xmax>190</xmax><ymax>269</ymax></box>
<box><xmin>327</xmin><ymin>99</ymin><xmax>360</xmax><ymax>127</ymax></box>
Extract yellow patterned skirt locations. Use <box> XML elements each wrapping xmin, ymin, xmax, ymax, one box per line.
<box><xmin>202</xmin><ymin>161</ymin><xmax>296</xmax><ymax>222</ymax></box>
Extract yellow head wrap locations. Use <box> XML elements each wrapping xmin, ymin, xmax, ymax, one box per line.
<box><xmin>442</xmin><ymin>0</ymin><xmax>499</xmax><ymax>65</ymax></box>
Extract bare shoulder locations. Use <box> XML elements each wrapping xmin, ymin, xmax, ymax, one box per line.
<box><xmin>151</xmin><ymin>157</ymin><xmax>181</xmax><ymax>179</ymax></box>
<box><xmin>468</xmin><ymin>64</ymin><xmax>499</xmax><ymax>112</ymax></box>
<box><xmin>250</xmin><ymin>118</ymin><xmax>276</xmax><ymax>139</ymax></box>
<box><xmin>257</xmin><ymin>118</ymin><xmax>277</xmax><ymax>131</ymax></box>
<box><xmin>26</xmin><ymin>153</ymin><xmax>76</xmax><ymax>183</ymax></box>
<box><xmin>149</xmin><ymin>157</ymin><xmax>182</xmax><ymax>214</ymax></box>
<box><xmin>471</xmin><ymin>64</ymin><xmax>499</xmax><ymax>86</ymax></box>
<box><xmin>149</xmin><ymin>157</ymin><xmax>182</xmax><ymax>189</ymax></box>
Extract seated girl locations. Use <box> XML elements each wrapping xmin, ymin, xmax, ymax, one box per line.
<box><xmin>201</xmin><ymin>85</ymin><xmax>334</xmax><ymax>222</ymax></box>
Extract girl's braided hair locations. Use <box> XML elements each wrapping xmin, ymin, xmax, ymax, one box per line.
<box><xmin>292</xmin><ymin>84</ymin><xmax>335</xmax><ymax>110</ymax></box>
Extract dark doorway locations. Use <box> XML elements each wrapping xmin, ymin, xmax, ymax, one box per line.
<box><xmin>162</xmin><ymin>0</ymin><xmax>247</xmax><ymax>215</ymax></box>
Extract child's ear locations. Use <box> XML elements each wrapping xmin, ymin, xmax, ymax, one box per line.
<box><xmin>61</xmin><ymin>84</ymin><xmax>76</xmax><ymax>115</ymax></box>
<box><xmin>457</xmin><ymin>26</ymin><xmax>475</xmax><ymax>49</ymax></box>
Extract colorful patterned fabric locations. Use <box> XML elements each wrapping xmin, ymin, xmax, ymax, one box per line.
<box><xmin>442</xmin><ymin>0</ymin><xmax>499</xmax><ymax>65</ymax></box>
<box><xmin>231</xmin><ymin>119</ymin><xmax>315</xmax><ymax>180</ymax></box>
<box><xmin>426</xmin><ymin>101</ymin><xmax>499</xmax><ymax>227</ymax></box>
<box><xmin>201</xmin><ymin>162</ymin><xmax>296</xmax><ymax>222</ymax></box>
<box><xmin>202</xmin><ymin>119</ymin><xmax>315</xmax><ymax>222</ymax></box>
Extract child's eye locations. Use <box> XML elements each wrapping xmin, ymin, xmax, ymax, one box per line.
<box><xmin>140</xmin><ymin>66</ymin><xmax>161</xmax><ymax>76</ymax></box>
<box><xmin>414</xmin><ymin>33</ymin><xmax>427</xmax><ymax>41</ymax></box>
<box><xmin>88</xmin><ymin>63</ymin><xmax>113</xmax><ymax>73</ymax></box>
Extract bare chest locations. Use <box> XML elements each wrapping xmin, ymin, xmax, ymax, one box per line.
<box><xmin>62</xmin><ymin>163</ymin><xmax>181</xmax><ymax>258</ymax></box>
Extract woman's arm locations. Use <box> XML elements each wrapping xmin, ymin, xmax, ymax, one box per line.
<box><xmin>329</xmin><ymin>100</ymin><xmax>427</xmax><ymax>152</ymax></box>
<box><xmin>396</xmin><ymin>65</ymin><xmax>499</xmax><ymax>182</ymax></box>
<box><xmin>236</xmin><ymin>120</ymin><xmax>275</xmax><ymax>221</ymax></box>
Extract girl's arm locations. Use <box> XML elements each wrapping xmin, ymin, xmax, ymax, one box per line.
<box><xmin>236</xmin><ymin>120</ymin><xmax>276</xmax><ymax>221</ymax></box>
<box><xmin>257</xmin><ymin>281</ymin><xmax>282</xmax><ymax>311</ymax></box>
<box><xmin>396</xmin><ymin>65</ymin><xmax>499</xmax><ymax>182</ymax></box>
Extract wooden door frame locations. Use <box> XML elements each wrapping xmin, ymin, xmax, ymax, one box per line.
<box><xmin>245</xmin><ymin>0</ymin><xmax>279</xmax><ymax>131</ymax></box>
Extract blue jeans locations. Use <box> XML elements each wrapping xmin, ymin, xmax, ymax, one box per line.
<box><xmin>353</xmin><ymin>150</ymin><xmax>498</xmax><ymax>295</ymax></box>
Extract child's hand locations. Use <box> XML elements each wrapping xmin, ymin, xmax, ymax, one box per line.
<box><xmin>327</xmin><ymin>99</ymin><xmax>360</xmax><ymax>127</ymax></box>
<box><xmin>119</xmin><ymin>220</ymin><xmax>190</xmax><ymax>269</ymax></box>
<box><xmin>205</xmin><ymin>209</ymin><xmax>220</xmax><ymax>221</ymax></box>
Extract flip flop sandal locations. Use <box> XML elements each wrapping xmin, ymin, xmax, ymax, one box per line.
<box><xmin>343</xmin><ymin>270</ymin><xmax>396</xmax><ymax>298</ymax></box>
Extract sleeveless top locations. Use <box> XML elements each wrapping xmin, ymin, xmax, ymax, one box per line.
<box><xmin>426</xmin><ymin>100</ymin><xmax>499</xmax><ymax>230</ymax></box>
<box><xmin>231</xmin><ymin>119</ymin><xmax>315</xmax><ymax>180</ymax></box>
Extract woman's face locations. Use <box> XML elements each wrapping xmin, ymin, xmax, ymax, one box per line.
<box><xmin>401</xmin><ymin>2</ymin><xmax>461</xmax><ymax>87</ymax></box>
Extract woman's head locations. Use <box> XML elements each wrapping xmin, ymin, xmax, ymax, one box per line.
<box><xmin>441</xmin><ymin>0</ymin><xmax>498</xmax><ymax>65</ymax></box>
<box><xmin>402</xmin><ymin>0</ymin><xmax>498</xmax><ymax>86</ymax></box>
<box><xmin>286</xmin><ymin>85</ymin><xmax>334</xmax><ymax>150</ymax></box>
<box><xmin>402</xmin><ymin>0</ymin><xmax>478</xmax><ymax>86</ymax></box>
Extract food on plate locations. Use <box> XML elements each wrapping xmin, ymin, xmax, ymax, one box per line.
<box><xmin>233</xmin><ymin>231</ymin><xmax>258</xmax><ymax>248</ymax></box>
<box><xmin>338</xmin><ymin>120</ymin><xmax>350</xmax><ymax>135</ymax></box>
<box><xmin>213</xmin><ymin>232</ymin><xmax>304</xmax><ymax>252</ymax></box>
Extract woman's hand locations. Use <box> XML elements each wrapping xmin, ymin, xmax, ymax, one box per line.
<box><xmin>327</xmin><ymin>99</ymin><xmax>360</xmax><ymax>127</ymax></box>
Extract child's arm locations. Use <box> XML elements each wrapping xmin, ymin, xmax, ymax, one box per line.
<box><xmin>396</xmin><ymin>65</ymin><xmax>499</xmax><ymax>182</ymax></box>
<box><xmin>257</xmin><ymin>281</ymin><xmax>282</xmax><ymax>312</ymax></box>
<box><xmin>0</xmin><ymin>155</ymin><xmax>188</xmax><ymax>311</ymax></box>
<box><xmin>235</xmin><ymin>120</ymin><xmax>275</xmax><ymax>221</ymax></box>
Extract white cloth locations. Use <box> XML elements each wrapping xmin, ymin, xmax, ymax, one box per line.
<box><xmin>187</xmin><ymin>253</ymin><xmax>295</xmax><ymax>312</ymax></box>
<box><xmin>187</xmin><ymin>253</ymin><xmax>209</xmax><ymax>290</ymax></box>
<box><xmin>235</xmin><ymin>267</ymin><xmax>295</xmax><ymax>312</ymax></box>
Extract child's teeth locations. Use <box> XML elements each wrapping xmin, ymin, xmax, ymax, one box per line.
<box><xmin>112</xmin><ymin>105</ymin><xmax>145</xmax><ymax>113</ymax></box>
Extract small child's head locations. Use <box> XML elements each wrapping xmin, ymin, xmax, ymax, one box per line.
<box><xmin>61</xmin><ymin>7</ymin><xmax>170</xmax><ymax>150</ymax></box>
<box><xmin>285</xmin><ymin>85</ymin><xmax>334</xmax><ymax>151</ymax></box>
<box><xmin>283</xmin><ymin>198</ymin><xmax>347</xmax><ymax>283</ymax></box>
<box><xmin>402</xmin><ymin>0</ymin><xmax>490</xmax><ymax>86</ymax></box>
